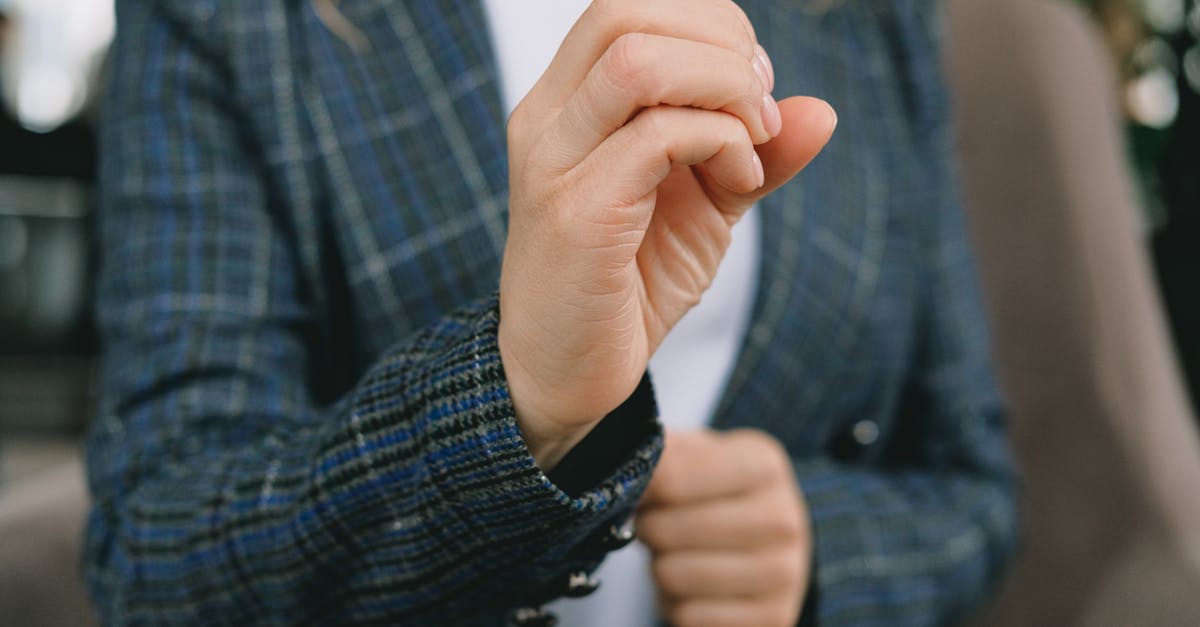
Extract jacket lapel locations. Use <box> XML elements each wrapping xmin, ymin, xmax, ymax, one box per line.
<box><xmin>300</xmin><ymin>0</ymin><xmax>509</xmax><ymax>347</ymax></box>
<box><xmin>713</xmin><ymin>0</ymin><xmax>886</xmax><ymax>438</ymax></box>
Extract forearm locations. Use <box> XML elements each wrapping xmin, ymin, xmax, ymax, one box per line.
<box><xmin>86</xmin><ymin>295</ymin><xmax>661</xmax><ymax>624</ymax></box>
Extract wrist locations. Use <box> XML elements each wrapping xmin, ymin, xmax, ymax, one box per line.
<box><xmin>498</xmin><ymin>325</ymin><xmax>594</xmax><ymax>471</ymax></box>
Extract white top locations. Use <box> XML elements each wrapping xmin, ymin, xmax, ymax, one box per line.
<box><xmin>482</xmin><ymin>2</ymin><xmax>761</xmax><ymax>624</ymax></box>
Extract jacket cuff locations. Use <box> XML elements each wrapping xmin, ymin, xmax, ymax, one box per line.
<box><xmin>547</xmin><ymin>373</ymin><xmax>658</xmax><ymax>497</ymax></box>
<box><xmin>419</xmin><ymin>293</ymin><xmax>661</xmax><ymax>533</ymax></box>
<box><xmin>347</xmin><ymin>292</ymin><xmax>661</xmax><ymax>612</ymax></box>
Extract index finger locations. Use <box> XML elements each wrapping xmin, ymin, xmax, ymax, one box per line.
<box><xmin>641</xmin><ymin>429</ymin><xmax>791</xmax><ymax>508</ymax></box>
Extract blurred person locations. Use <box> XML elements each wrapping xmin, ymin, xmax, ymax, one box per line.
<box><xmin>0</xmin><ymin>6</ymin><xmax>96</xmax><ymax>180</ymax></box>
<box><xmin>85</xmin><ymin>1</ymin><xmax>1018</xmax><ymax>625</ymax></box>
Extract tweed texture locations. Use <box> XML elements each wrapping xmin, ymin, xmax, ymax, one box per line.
<box><xmin>87</xmin><ymin>0</ymin><xmax>1017</xmax><ymax>625</ymax></box>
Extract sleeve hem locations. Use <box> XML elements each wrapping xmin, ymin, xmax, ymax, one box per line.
<box><xmin>392</xmin><ymin>294</ymin><xmax>662</xmax><ymax>561</ymax></box>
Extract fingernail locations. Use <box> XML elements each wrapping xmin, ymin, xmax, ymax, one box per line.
<box><xmin>762</xmin><ymin>94</ymin><xmax>782</xmax><ymax>137</ymax></box>
<box><xmin>752</xmin><ymin>55</ymin><xmax>770</xmax><ymax>92</ymax></box>
<box><xmin>755</xmin><ymin>44</ymin><xmax>775</xmax><ymax>93</ymax></box>
<box><xmin>752</xmin><ymin>152</ymin><xmax>765</xmax><ymax>188</ymax></box>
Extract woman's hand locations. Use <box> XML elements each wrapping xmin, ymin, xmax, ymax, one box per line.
<box><xmin>638</xmin><ymin>429</ymin><xmax>812</xmax><ymax>627</ymax></box>
<box><xmin>498</xmin><ymin>0</ymin><xmax>837</xmax><ymax>468</ymax></box>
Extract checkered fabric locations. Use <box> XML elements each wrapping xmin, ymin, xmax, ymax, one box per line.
<box><xmin>86</xmin><ymin>0</ymin><xmax>1018</xmax><ymax>624</ymax></box>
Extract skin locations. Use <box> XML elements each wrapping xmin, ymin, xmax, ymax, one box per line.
<box><xmin>497</xmin><ymin>0</ymin><xmax>837</xmax><ymax>465</ymax></box>
<box><xmin>638</xmin><ymin>429</ymin><xmax>811</xmax><ymax>627</ymax></box>
<box><xmin>495</xmin><ymin>1</ymin><xmax>833</xmax><ymax>622</ymax></box>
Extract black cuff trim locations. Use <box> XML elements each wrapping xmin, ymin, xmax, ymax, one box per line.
<box><xmin>798</xmin><ymin>560</ymin><xmax>819</xmax><ymax>626</ymax></box>
<box><xmin>546</xmin><ymin>374</ymin><xmax>658</xmax><ymax>497</ymax></box>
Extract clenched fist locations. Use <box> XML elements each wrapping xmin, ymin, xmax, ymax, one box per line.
<box><xmin>497</xmin><ymin>0</ymin><xmax>837</xmax><ymax>468</ymax></box>
<box><xmin>637</xmin><ymin>429</ymin><xmax>812</xmax><ymax>627</ymax></box>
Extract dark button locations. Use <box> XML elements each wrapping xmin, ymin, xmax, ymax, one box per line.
<box><xmin>509</xmin><ymin>607</ymin><xmax>558</xmax><ymax>627</ymax></box>
<box><xmin>598</xmin><ymin>523</ymin><xmax>635</xmax><ymax>551</ymax></box>
<box><xmin>562</xmin><ymin>570</ymin><xmax>601</xmax><ymax>598</ymax></box>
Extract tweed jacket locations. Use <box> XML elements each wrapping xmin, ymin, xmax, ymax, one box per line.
<box><xmin>86</xmin><ymin>0</ymin><xmax>1018</xmax><ymax>624</ymax></box>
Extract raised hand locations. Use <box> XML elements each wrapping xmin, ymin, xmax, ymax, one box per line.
<box><xmin>497</xmin><ymin>0</ymin><xmax>837</xmax><ymax>467</ymax></box>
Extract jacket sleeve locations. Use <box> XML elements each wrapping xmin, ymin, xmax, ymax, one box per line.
<box><xmin>85</xmin><ymin>3</ymin><xmax>660</xmax><ymax>624</ymax></box>
<box><xmin>795</xmin><ymin>4</ymin><xmax>1018</xmax><ymax>624</ymax></box>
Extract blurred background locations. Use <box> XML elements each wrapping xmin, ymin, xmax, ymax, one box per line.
<box><xmin>0</xmin><ymin>0</ymin><xmax>108</xmax><ymax>486</ymax></box>
<box><xmin>1080</xmin><ymin>0</ymin><xmax>1200</xmax><ymax>415</ymax></box>
<box><xmin>0</xmin><ymin>0</ymin><xmax>1196</xmax><ymax>625</ymax></box>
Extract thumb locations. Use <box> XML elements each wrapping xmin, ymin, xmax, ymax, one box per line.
<box><xmin>712</xmin><ymin>96</ymin><xmax>838</xmax><ymax>209</ymax></box>
<box><xmin>757</xmin><ymin>96</ymin><xmax>838</xmax><ymax>196</ymax></box>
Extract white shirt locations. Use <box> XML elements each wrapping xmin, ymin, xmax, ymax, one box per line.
<box><xmin>482</xmin><ymin>2</ymin><xmax>761</xmax><ymax>624</ymax></box>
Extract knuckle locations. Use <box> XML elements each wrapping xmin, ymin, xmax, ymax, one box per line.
<box><xmin>504</xmin><ymin>121</ymin><xmax>528</xmax><ymax>160</ymax></box>
<box><xmin>507</xmin><ymin>105</ymin><xmax>558</xmax><ymax>175</ymax></box>
<box><xmin>767</xmin><ymin>494</ymin><xmax>804</xmax><ymax>541</ymax></box>
<box><xmin>635</xmin><ymin>512</ymin><xmax>668</xmax><ymax>548</ymax></box>
<box><xmin>505</xmin><ymin>107</ymin><xmax>528</xmax><ymax>147</ymax></box>
<box><xmin>590</xmin><ymin>0</ymin><xmax>625</xmax><ymax>18</ymax></box>
<box><xmin>721</xmin><ymin>113</ymin><xmax>752</xmax><ymax>149</ymax></box>
<box><xmin>765</xmin><ymin>550</ymin><xmax>799</xmax><ymax>587</ymax></box>
<box><xmin>719</xmin><ymin>0</ymin><xmax>757</xmax><ymax>56</ymax></box>
<box><xmin>754</xmin><ymin>430</ymin><xmax>792</xmax><ymax>472</ymax></box>
<box><xmin>764</xmin><ymin>602</ymin><xmax>795</xmax><ymax>627</ymax></box>
<box><xmin>664</xmin><ymin>602</ymin><xmax>691</xmax><ymax>627</ymax></box>
<box><xmin>602</xmin><ymin>32</ymin><xmax>655</xmax><ymax>95</ymax></box>
<box><xmin>651</xmin><ymin>556</ymin><xmax>687</xmax><ymax>596</ymax></box>
<box><xmin>647</xmin><ymin>471</ymin><xmax>683</xmax><ymax>508</ymax></box>
<box><xmin>633</xmin><ymin>106</ymin><xmax>668</xmax><ymax>147</ymax></box>
<box><xmin>729</xmin><ymin>427</ymin><xmax>773</xmax><ymax>449</ymax></box>
<box><xmin>728</xmin><ymin>429</ymin><xmax>789</xmax><ymax>479</ymax></box>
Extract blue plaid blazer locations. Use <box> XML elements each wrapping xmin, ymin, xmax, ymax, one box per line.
<box><xmin>87</xmin><ymin>0</ymin><xmax>1018</xmax><ymax>624</ymax></box>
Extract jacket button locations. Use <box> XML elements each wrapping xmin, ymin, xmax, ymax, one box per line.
<box><xmin>852</xmin><ymin>419</ymin><xmax>880</xmax><ymax>446</ymax></box>
<box><xmin>563</xmin><ymin>570</ymin><xmax>601</xmax><ymax>598</ymax></box>
<box><xmin>598</xmin><ymin>523</ymin><xmax>635</xmax><ymax>551</ymax></box>
<box><xmin>509</xmin><ymin>607</ymin><xmax>558</xmax><ymax>627</ymax></box>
